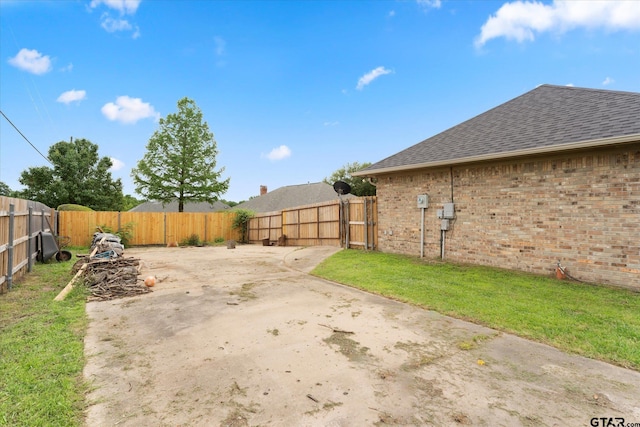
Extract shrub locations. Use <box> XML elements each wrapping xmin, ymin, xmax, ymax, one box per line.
<box><xmin>181</xmin><ymin>234</ymin><xmax>202</xmax><ymax>246</ymax></box>
<box><xmin>98</xmin><ymin>222</ymin><xmax>134</xmax><ymax>247</ymax></box>
<box><xmin>57</xmin><ymin>204</ymin><xmax>94</xmax><ymax>211</ymax></box>
<box><xmin>232</xmin><ymin>209</ymin><xmax>255</xmax><ymax>243</ymax></box>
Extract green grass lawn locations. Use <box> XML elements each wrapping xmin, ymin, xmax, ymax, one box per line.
<box><xmin>311</xmin><ymin>249</ymin><xmax>640</xmax><ymax>371</ymax></box>
<box><xmin>0</xmin><ymin>251</ymin><xmax>87</xmax><ymax>427</ymax></box>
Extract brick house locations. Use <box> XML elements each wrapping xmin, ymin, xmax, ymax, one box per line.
<box><xmin>354</xmin><ymin>85</ymin><xmax>640</xmax><ymax>290</ymax></box>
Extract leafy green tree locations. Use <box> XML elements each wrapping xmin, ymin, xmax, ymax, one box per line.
<box><xmin>220</xmin><ymin>199</ymin><xmax>239</xmax><ymax>208</ymax></box>
<box><xmin>16</xmin><ymin>166</ymin><xmax>54</xmax><ymax>205</ymax></box>
<box><xmin>122</xmin><ymin>194</ymin><xmax>143</xmax><ymax>211</ymax></box>
<box><xmin>17</xmin><ymin>138</ymin><xmax>124</xmax><ymax>210</ymax></box>
<box><xmin>132</xmin><ymin>97</ymin><xmax>230</xmax><ymax>212</ymax></box>
<box><xmin>0</xmin><ymin>181</ymin><xmax>12</xmax><ymax>196</ymax></box>
<box><xmin>323</xmin><ymin>161</ymin><xmax>376</xmax><ymax>196</ymax></box>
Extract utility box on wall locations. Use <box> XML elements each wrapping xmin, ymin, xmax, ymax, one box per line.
<box><xmin>437</xmin><ymin>203</ymin><xmax>455</xmax><ymax>219</ymax></box>
<box><xmin>443</xmin><ymin>203</ymin><xmax>455</xmax><ymax>219</ymax></box>
<box><xmin>417</xmin><ymin>194</ymin><xmax>429</xmax><ymax>209</ymax></box>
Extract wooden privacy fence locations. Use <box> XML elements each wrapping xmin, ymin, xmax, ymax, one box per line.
<box><xmin>58</xmin><ymin>211</ymin><xmax>241</xmax><ymax>247</ymax></box>
<box><xmin>1</xmin><ymin>196</ymin><xmax>55</xmax><ymax>294</ymax></box>
<box><xmin>2</xmin><ymin>196</ymin><xmax>377</xmax><ymax>293</ymax></box>
<box><xmin>247</xmin><ymin>197</ymin><xmax>377</xmax><ymax>249</ymax></box>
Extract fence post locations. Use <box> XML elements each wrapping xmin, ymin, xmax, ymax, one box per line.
<box><xmin>7</xmin><ymin>204</ymin><xmax>15</xmax><ymax>290</ymax></box>
<box><xmin>204</xmin><ymin>214</ymin><xmax>208</xmax><ymax>242</ymax></box>
<box><xmin>297</xmin><ymin>208</ymin><xmax>301</xmax><ymax>244</ymax></box>
<box><xmin>316</xmin><ymin>206</ymin><xmax>320</xmax><ymax>244</ymax></box>
<box><xmin>28</xmin><ymin>206</ymin><xmax>33</xmax><ymax>272</ymax></box>
<box><xmin>364</xmin><ymin>197</ymin><xmax>368</xmax><ymax>251</ymax></box>
<box><xmin>41</xmin><ymin>208</ymin><xmax>45</xmax><ymax>232</ymax></box>
<box><xmin>371</xmin><ymin>197</ymin><xmax>376</xmax><ymax>250</ymax></box>
<box><xmin>345</xmin><ymin>200</ymin><xmax>350</xmax><ymax>249</ymax></box>
<box><xmin>338</xmin><ymin>199</ymin><xmax>344</xmax><ymax>248</ymax></box>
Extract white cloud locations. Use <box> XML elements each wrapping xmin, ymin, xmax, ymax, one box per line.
<box><xmin>417</xmin><ymin>0</ymin><xmax>441</xmax><ymax>10</ymax></box>
<box><xmin>57</xmin><ymin>89</ymin><xmax>87</xmax><ymax>104</ymax></box>
<box><xmin>60</xmin><ymin>63</ymin><xmax>73</xmax><ymax>72</ymax></box>
<box><xmin>566</xmin><ymin>83</ymin><xmax>574</xmax><ymax>87</ymax></box>
<box><xmin>8</xmin><ymin>48</ymin><xmax>52</xmax><ymax>75</ymax></box>
<box><xmin>90</xmin><ymin>0</ymin><xmax>140</xmax><ymax>37</ymax></box>
<box><xmin>602</xmin><ymin>76</ymin><xmax>614</xmax><ymax>85</ymax></box>
<box><xmin>475</xmin><ymin>0</ymin><xmax>640</xmax><ymax>48</ymax></box>
<box><xmin>388</xmin><ymin>10</ymin><xmax>396</xmax><ymax>17</ymax></box>
<box><xmin>90</xmin><ymin>0</ymin><xmax>140</xmax><ymax>15</ymax></box>
<box><xmin>100</xmin><ymin>14</ymin><xmax>132</xmax><ymax>32</ymax></box>
<box><xmin>356</xmin><ymin>66</ymin><xmax>393</xmax><ymax>90</ymax></box>
<box><xmin>266</xmin><ymin>145</ymin><xmax>292</xmax><ymax>161</ymax></box>
<box><xmin>109</xmin><ymin>157</ymin><xmax>125</xmax><ymax>171</ymax></box>
<box><xmin>323</xmin><ymin>121</ymin><xmax>339</xmax><ymax>127</ymax></box>
<box><xmin>101</xmin><ymin>96</ymin><xmax>159</xmax><ymax>124</ymax></box>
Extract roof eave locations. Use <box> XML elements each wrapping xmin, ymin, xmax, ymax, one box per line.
<box><xmin>353</xmin><ymin>133</ymin><xmax>640</xmax><ymax>177</ymax></box>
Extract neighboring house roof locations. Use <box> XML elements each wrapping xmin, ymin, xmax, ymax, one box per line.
<box><xmin>234</xmin><ymin>182</ymin><xmax>352</xmax><ymax>213</ymax></box>
<box><xmin>355</xmin><ymin>85</ymin><xmax>640</xmax><ymax>176</ymax></box>
<box><xmin>129</xmin><ymin>200</ymin><xmax>230</xmax><ymax>212</ymax></box>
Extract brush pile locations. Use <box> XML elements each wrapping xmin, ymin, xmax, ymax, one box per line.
<box><xmin>73</xmin><ymin>256</ymin><xmax>151</xmax><ymax>301</ymax></box>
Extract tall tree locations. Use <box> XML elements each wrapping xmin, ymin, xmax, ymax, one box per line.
<box><xmin>0</xmin><ymin>181</ymin><xmax>12</xmax><ymax>196</ymax></box>
<box><xmin>122</xmin><ymin>194</ymin><xmax>144</xmax><ymax>211</ymax></box>
<box><xmin>324</xmin><ymin>161</ymin><xmax>376</xmax><ymax>196</ymax></box>
<box><xmin>132</xmin><ymin>97</ymin><xmax>230</xmax><ymax>212</ymax></box>
<box><xmin>17</xmin><ymin>138</ymin><xmax>124</xmax><ymax>210</ymax></box>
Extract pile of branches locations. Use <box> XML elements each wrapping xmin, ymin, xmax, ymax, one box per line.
<box><xmin>73</xmin><ymin>256</ymin><xmax>151</xmax><ymax>301</ymax></box>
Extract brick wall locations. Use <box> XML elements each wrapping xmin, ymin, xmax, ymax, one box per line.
<box><xmin>375</xmin><ymin>143</ymin><xmax>640</xmax><ymax>290</ymax></box>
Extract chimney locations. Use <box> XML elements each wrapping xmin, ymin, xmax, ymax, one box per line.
<box><xmin>260</xmin><ymin>185</ymin><xmax>267</xmax><ymax>196</ymax></box>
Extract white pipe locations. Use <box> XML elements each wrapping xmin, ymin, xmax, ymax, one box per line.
<box><xmin>441</xmin><ymin>230</ymin><xmax>445</xmax><ymax>259</ymax></box>
<box><xmin>420</xmin><ymin>207</ymin><xmax>425</xmax><ymax>257</ymax></box>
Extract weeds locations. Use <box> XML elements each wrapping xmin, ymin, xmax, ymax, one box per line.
<box><xmin>98</xmin><ymin>222</ymin><xmax>134</xmax><ymax>247</ymax></box>
<box><xmin>181</xmin><ymin>233</ymin><xmax>202</xmax><ymax>246</ymax></box>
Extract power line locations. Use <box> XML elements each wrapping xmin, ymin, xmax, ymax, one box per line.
<box><xmin>0</xmin><ymin>109</ymin><xmax>52</xmax><ymax>165</ymax></box>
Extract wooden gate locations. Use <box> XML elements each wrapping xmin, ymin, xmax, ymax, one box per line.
<box><xmin>247</xmin><ymin>197</ymin><xmax>377</xmax><ymax>249</ymax></box>
<box><xmin>340</xmin><ymin>196</ymin><xmax>377</xmax><ymax>250</ymax></box>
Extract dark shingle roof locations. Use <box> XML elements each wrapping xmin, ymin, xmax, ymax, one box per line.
<box><xmin>234</xmin><ymin>182</ymin><xmax>351</xmax><ymax>213</ymax></box>
<box><xmin>360</xmin><ymin>85</ymin><xmax>640</xmax><ymax>174</ymax></box>
<box><xmin>129</xmin><ymin>200</ymin><xmax>230</xmax><ymax>212</ymax></box>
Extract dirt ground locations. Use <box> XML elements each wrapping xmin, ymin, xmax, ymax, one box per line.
<box><xmin>83</xmin><ymin>245</ymin><xmax>640</xmax><ymax>427</ymax></box>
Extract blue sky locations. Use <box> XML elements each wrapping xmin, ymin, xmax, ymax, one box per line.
<box><xmin>1</xmin><ymin>0</ymin><xmax>639</xmax><ymax>203</ymax></box>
